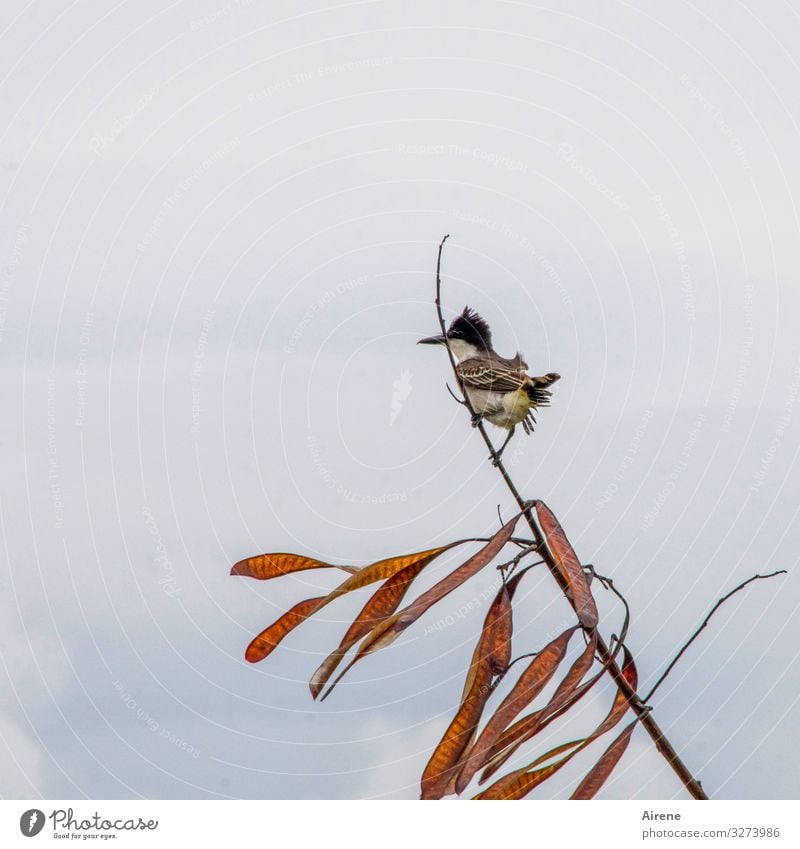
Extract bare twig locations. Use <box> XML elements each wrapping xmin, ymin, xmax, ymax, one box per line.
<box><xmin>430</xmin><ymin>234</ymin><xmax>710</xmax><ymax>800</ymax></box>
<box><xmin>644</xmin><ymin>570</ymin><xmax>787</xmax><ymax>703</ymax></box>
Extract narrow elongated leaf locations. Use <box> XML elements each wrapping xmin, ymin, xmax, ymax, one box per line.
<box><xmin>421</xmin><ymin>659</ymin><xmax>494</xmax><ymax>799</ymax></box>
<box><xmin>480</xmin><ymin>633</ymin><xmax>598</xmax><ymax>781</ymax></box>
<box><xmin>570</xmin><ymin>720</ymin><xmax>637</xmax><ymax>800</ymax></box>
<box><xmin>321</xmin><ymin>513</ymin><xmax>523</xmax><ymax>698</ymax></box>
<box><xmin>231</xmin><ymin>553</ymin><xmax>358</xmax><ymax>580</ymax></box>
<box><xmin>474</xmin><ymin>758</ymin><xmax>569</xmax><ymax>800</ymax></box>
<box><xmin>589</xmin><ymin>648</ymin><xmax>638</xmax><ymax>738</ymax></box>
<box><xmin>420</xmin><ymin>584</ymin><xmax>512</xmax><ymax>799</ymax></box>
<box><xmin>535</xmin><ymin>501</ymin><xmax>598</xmax><ymax>628</ymax></box>
<box><xmin>245</xmin><ymin>596</ymin><xmax>326</xmax><ymax>663</ymax></box>
<box><xmin>455</xmin><ymin>627</ymin><xmax>577</xmax><ymax>793</ymax></box>
<box><xmin>309</xmin><ymin>560</ymin><xmax>429</xmax><ymax>699</ymax></box>
<box><xmin>458</xmin><ymin>566</ymin><xmax>531</xmax><ymax>702</ymax></box>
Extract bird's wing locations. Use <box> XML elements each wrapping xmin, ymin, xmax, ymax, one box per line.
<box><xmin>456</xmin><ymin>358</ymin><xmax>528</xmax><ymax>392</ymax></box>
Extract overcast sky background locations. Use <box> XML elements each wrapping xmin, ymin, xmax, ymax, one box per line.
<box><xmin>1</xmin><ymin>0</ymin><xmax>799</xmax><ymax>801</ymax></box>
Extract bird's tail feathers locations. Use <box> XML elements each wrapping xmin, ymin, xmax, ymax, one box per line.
<box><xmin>525</xmin><ymin>372</ymin><xmax>560</xmax><ymax>406</ymax></box>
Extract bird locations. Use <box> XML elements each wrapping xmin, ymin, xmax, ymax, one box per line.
<box><xmin>418</xmin><ymin>306</ymin><xmax>560</xmax><ymax>463</ymax></box>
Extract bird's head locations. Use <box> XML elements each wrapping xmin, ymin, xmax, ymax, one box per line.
<box><xmin>417</xmin><ymin>306</ymin><xmax>492</xmax><ymax>360</ymax></box>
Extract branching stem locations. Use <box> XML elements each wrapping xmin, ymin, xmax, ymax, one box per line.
<box><xmin>644</xmin><ymin>570</ymin><xmax>787</xmax><ymax>703</ymax></box>
<box><xmin>432</xmin><ymin>234</ymin><xmax>710</xmax><ymax>800</ymax></box>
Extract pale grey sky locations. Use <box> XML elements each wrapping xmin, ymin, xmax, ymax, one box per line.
<box><xmin>1</xmin><ymin>0</ymin><xmax>799</xmax><ymax>800</ymax></box>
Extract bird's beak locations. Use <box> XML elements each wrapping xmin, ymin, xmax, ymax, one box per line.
<box><xmin>417</xmin><ymin>333</ymin><xmax>446</xmax><ymax>345</ymax></box>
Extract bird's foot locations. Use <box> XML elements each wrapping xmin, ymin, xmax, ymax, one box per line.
<box><xmin>470</xmin><ymin>413</ymin><xmax>483</xmax><ymax>428</ymax></box>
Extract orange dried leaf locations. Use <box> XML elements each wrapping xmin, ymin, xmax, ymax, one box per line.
<box><xmin>231</xmin><ymin>553</ymin><xmax>357</xmax><ymax>580</ymax></box>
<box><xmin>455</xmin><ymin>627</ymin><xmax>577</xmax><ymax>793</ymax></box>
<box><xmin>421</xmin><ymin>666</ymin><xmax>493</xmax><ymax>799</ymax></box>
<box><xmin>570</xmin><ymin>720</ymin><xmax>637</xmax><ymax>800</ymax></box>
<box><xmin>535</xmin><ymin>501</ymin><xmax>599</xmax><ymax>628</ymax></box>
<box><xmin>245</xmin><ymin>596</ymin><xmax>326</xmax><ymax>663</ymax></box>
<box><xmin>421</xmin><ymin>582</ymin><xmax>514</xmax><ymax>799</ymax></box>
<box><xmin>592</xmin><ymin>647</ymin><xmax>638</xmax><ymax>738</ymax></box>
<box><xmin>474</xmin><ymin>758</ymin><xmax>569</xmax><ymax>800</ymax></box>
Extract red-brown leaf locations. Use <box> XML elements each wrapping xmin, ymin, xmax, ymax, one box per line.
<box><xmin>421</xmin><ymin>664</ymin><xmax>494</xmax><ymax>799</ymax></box>
<box><xmin>231</xmin><ymin>553</ymin><xmax>358</xmax><ymax>580</ymax></box>
<box><xmin>474</xmin><ymin>758</ymin><xmax>569</xmax><ymax>800</ymax></box>
<box><xmin>570</xmin><ymin>720</ymin><xmax>637</xmax><ymax>800</ymax></box>
<box><xmin>245</xmin><ymin>596</ymin><xmax>326</xmax><ymax>663</ymax></box>
<box><xmin>455</xmin><ymin>627</ymin><xmax>577</xmax><ymax>793</ymax></box>
<box><xmin>535</xmin><ymin>501</ymin><xmax>598</xmax><ymax>628</ymax></box>
<box><xmin>421</xmin><ymin>582</ymin><xmax>515</xmax><ymax>799</ymax></box>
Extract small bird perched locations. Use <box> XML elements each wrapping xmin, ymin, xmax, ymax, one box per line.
<box><xmin>418</xmin><ymin>306</ymin><xmax>560</xmax><ymax>463</ymax></box>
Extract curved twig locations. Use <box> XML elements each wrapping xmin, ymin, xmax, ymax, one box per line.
<box><xmin>644</xmin><ymin>570</ymin><xmax>787</xmax><ymax>702</ymax></box>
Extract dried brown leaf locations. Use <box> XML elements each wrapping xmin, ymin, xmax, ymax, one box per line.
<box><xmin>570</xmin><ymin>720</ymin><xmax>637</xmax><ymax>800</ymax></box>
<box><xmin>231</xmin><ymin>553</ymin><xmax>357</xmax><ymax>580</ymax></box>
<box><xmin>535</xmin><ymin>501</ymin><xmax>598</xmax><ymax>628</ymax></box>
<box><xmin>421</xmin><ymin>582</ymin><xmax>515</xmax><ymax>799</ymax></box>
<box><xmin>473</xmin><ymin>758</ymin><xmax>568</xmax><ymax>800</ymax></box>
<box><xmin>245</xmin><ymin>596</ymin><xmax>326</xmax><ymax>663</ymax></box>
